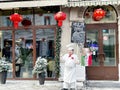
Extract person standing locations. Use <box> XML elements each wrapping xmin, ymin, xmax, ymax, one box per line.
<box><xmin>47</xmin><ymin>58</ymin><xmax>55</xmax><ymax>77</ymax></box>
<box><xmin>15</xmin><ymin>43</ymin><xmax>22</xmax><ymax>77</ymax></box>
<box><xmin>3</xmin><ymin>42</ymin><xmax>11</xmax><ymax>62</ymax></box>
<box><xmin>61</xmin><ymin>47</ymin><xmax>79</xmax><ymax>90</ymax></box>
<box><xmin>85</xmin><ymin>48</ymin><xmax>92</xmax><ymax>66</ymax></box>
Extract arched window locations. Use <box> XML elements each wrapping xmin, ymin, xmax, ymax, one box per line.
<box><xmin>84</xmin><ymin>5</ymin><xmax>117</xmax><ymax>24</ymax></box>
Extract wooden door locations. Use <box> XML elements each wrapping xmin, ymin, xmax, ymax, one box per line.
<box><xmin>85</xmin><ymin>23</ymin><xmax>118</xmax><ymax>80</ymax></box>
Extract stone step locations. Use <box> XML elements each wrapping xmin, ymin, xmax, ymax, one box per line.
<box><xmin>86</xmin><ymin>80</ymin><xmax>120</xmax><ymax>88</ymax></box>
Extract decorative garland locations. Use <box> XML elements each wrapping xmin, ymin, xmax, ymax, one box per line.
<box><xmin>55</xmin><ymin>27</ymin><xmax>62</xmax><ymax>78</ymax></box>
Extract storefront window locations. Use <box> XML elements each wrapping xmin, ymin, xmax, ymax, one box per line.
<box><xmin>34</xmin><ymin>7</ymin><xmax>58</xmax><ymax>25</ymax></box>
<box><xmin>1</xmin><ymin>30</ymin><xmax>12</xmax><ymax>78</ymax></box>
<box><xmin>35</xmin><ymin>13</ymin><xmax>56</xmax><ymax>25</ymax></box>
<box><xmin>0</xmin><ymin>7</ymin><xmax>58</xmax><ymax>27</ymax></box>
<box><xmin>103</xmin><ymin>29</ymin><xmax>116</xmax><ymax>66</ymax></box>
<box><xmin>85</xmin><ymin>29</ymin><xmax>116</xmax><ymax>66</ymax></box>
<box><xmin>0</xmin><ymin>10</ymin><xmax>13</xmax><ymax>27</ymax></box>
<box><xmin>15</xmin><ymin>30</ymin><xmax>33</xmax><ymax>78</ymax></box>
<box><xmin>36</xmin><ymin>29</ymin><xmax>55</xmax><ymax>78</ymax></box>
<box><xmin>17</xmin><ymin>8</ymin><xmax>33</xmax><ymax>27</ymax></box>
<box><xmin>0</xmin><ymin>7</ymin><xmax>57</xmax><ymax>79</ymax></box>
<box><xmin>86</xmin><ymin>30</ymin><xmax>99</xmax><ymax>66</ymax></box>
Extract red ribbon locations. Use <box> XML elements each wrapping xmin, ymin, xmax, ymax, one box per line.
<box><xmin>69</xmin><ymin>54</ymin><xmax>72</xmax><ymax>57</ymax></box>
<box><xmin>69</xmin><ymin>54</ymin><xmax>74</xmax><ymax>60</ymax></box>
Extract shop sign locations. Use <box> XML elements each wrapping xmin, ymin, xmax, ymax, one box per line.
<box><xmin>71</xmin><ymin>22</ymin><xmax>85</xmax><ymax>44</ymax></box>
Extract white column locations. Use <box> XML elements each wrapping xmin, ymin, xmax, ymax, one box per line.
<box><xmin>118</xmin><ymin>17</ymin><xmax>120</xmax><ymax>81</ymax></box>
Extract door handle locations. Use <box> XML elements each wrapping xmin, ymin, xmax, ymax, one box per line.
<box><xmin>98</xmin><ymin>53</ymin><xmax>105</xmax><ymax>64</ymax></box>
<box><xmin>101</xmin><ymin>53</ymin><xmax>105</xmax><ymax>61</ymax></box>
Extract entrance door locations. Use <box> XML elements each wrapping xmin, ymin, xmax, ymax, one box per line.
<box><xmin>85</xmin><ymin>23</ymin><xmax>118</xmax><ymax>80</ymax></box>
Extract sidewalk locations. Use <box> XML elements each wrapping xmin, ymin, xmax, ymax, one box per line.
<box><xmin>0</xmin><ymin>80</ymin><xmax>62</xmax><ymax>90</ymax></box>
<box><xmin>0</xmin><ymin>80</ymin><xmax>120</xmax><ymax>90</ymax></box>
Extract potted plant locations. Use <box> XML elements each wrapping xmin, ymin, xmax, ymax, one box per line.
<box><xmin>0</xmin><ymin>57</ymin><xmax>9</xmax><ymax>84</ymax></box>
<box><xmin>19</xmin><ymin>47</ymin><xmax>33</xmax><ymax>65</ymax></box>
<box><xmin>18</xmin><ymin>47</ymin><xmax>32</xmax><ymax>77</ymax></box>
<box><xmin>32</xmin><ymin>57</ymin><xmax>47</xmax><ymax>85</ymax></box>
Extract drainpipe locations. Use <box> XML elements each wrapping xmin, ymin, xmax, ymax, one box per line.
<box><xmin>118</xmin><ymin>16</ymin><xmax>120</xmax><ymax>81</ymax></box>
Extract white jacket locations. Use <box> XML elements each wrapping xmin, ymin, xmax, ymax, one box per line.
<box><xmin>62</xmin><ymin>54</ymin><xmax>79</xmax><ymax>83</ymax></box>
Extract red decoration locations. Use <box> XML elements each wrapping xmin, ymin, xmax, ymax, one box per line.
<box><xmin>21</xmin><ymin>18</ymin><xmax>31</xmax><ymax>27</ymax></box>
<box><xmin>71</xmin><ymin>57</ymin><xmax>74</xmax><ymax>60</ymax></box>
<box><xmin>88</xmin><ymin>54</ymin><xmax>92</xmax><ymax>66</ymax></box>
<box><xmin>54</xmin><ymin>11</ymin><xmax>66</xmax><ymax>27</ymax></box>
<box><xmin>93</xmin><ymin>8</ymin><xmax>106</xmax><ymax>21</ymax></box>
<box><xmin>85</xmin><ymin>12</ymin><xmax>90</xmax><ymax>18</ymax></box>
<box><xmin>10</xmin><ymin>13</ymin><xmax>23</xmax><ymax>29</ymax></box>
<box><xmin>58</xmin><ymin>20</ymin><xmax>62</xmax><ymax>27</ymax></box>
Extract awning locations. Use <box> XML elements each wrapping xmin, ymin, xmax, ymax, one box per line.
<box><xmin>0</xmin><ymin>0</ymin><xmax>68</xmax><ymax>9</ymax></box>
<box><xmin>65</xmin><ymin>0</ymin><xmax>119</xmax><ymax>7</ymax></box>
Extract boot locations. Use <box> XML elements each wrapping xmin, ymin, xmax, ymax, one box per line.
<box><xmin>61</xmin><ymin>88</ymin><xmax>68</xmax><ymax>90</ymax></box>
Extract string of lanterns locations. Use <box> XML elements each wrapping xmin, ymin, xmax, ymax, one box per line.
<box><xmin>9</xmin><ymin>11</ymin><xmax>67</xmax><ymax>29</ymax></box>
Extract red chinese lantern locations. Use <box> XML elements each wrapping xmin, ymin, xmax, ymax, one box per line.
<box><xmin>21</xmin><ymin>18</ymin><xmax>31</xmax><ymax>27</ymax></box>
<box><xmin>54</xmin><ymin>11</ymin><xmax>66</xmax><ymax>27</ymax></box>
<box><xmin>58</xmin><ymin>20</ymin><xmax>63</xmax><ymax>27</ymax></box>
<box><xmin>10</xmin><ymin>13</ymin><xmax>23</xmax><ymax>29</ymax></box>
<box><xmin>93</xmin><ymin>8</ymin><xmax>106</xmax><ymax>21</ymax></box>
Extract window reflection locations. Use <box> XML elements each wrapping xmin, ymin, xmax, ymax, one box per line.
<box><xmin>2</xmin><ymin>31</ymin><xmax>12</xmax><ymax>78</ymax></box>
<box><xmin>86</xmin><ymin>30</ymin><xmax>99</xmax><ymax>66</ymax></box>
<box><xmin>15</xmin><ymin>30</ymin><xmax>33</xmax><ymax>78</ymax></box>
<box><xmin>103</xmin><ymin>29</ymin><xmax>116</xmax><ymax>66</ymax></box>
<box><xmin>36</xmin><ymin>29</ymin><xmax>55</xmax><ymax>78</ymax></box>
<box><xmin>85</xmin><ymin>29</ymin><xmax>116</xmax><ymax>66</ymax></box>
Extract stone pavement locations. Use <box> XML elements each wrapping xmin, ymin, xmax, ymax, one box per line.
<box><xmin>0</xmin><ymin>80</ymin><xmax>61</xmax><ymax>90</ymax></box>
<box><xmin>0</xmin><ymin>80</ymin><xmax>120</xmax><ymax>90</ymax></box>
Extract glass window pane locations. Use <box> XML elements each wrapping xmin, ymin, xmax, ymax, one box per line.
<box><xmin>15</xmin><ymin>29</ymin><xmax>33</xmax><ymax>78</ymax></box>
<box><xmin>36</xmin><ymin>29</ymin><xmax>55</xmax><ymax>78</ymax></box>
<box><xmin>86</xmin><ymin>30</ymin><xmax>99</xmax><ymax>66</ymax></box>
<box><xmin>35</xmin><ymin>13</ymin><xmax>56</xmax><ymax>25</ymax></box>
<box><xmin>0</xmin><ymin>10</ymin><xmax>13</xmax><ymax>27</ymax></box>
<box><xmin>34</xmin><ymin>7</ymin><xmax>57</xmax><ymax>25</ymax></box>
<box><xmin>2</xmin><ymin>30</ymin><xmax>12</xmax><ymax>78</ymax></box>
<box><xmin>18</xmin><ymin>8</ymin><xmax>33</xmax><ymax>27</ymax></box>
<box><xmin>103</xmin><ymin>29</ymin><xmax>116</xmax><ymax>66</ymax></box>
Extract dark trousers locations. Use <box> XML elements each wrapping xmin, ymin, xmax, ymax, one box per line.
<box><xmin>15</xmin><ymin>64</ymin><xmax>21</xmax><ymax>77</ymax></box>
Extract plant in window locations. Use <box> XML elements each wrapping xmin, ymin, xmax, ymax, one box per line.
<box><xmin>19</xmin><ymin>47</ymin><xmax>33</xmax><ymax>65</ymax></box>
<box><xmin>0</xmin><ymin>57</ymin><xmax>10</xmax><ymax>84</ymax></box>
<box><xmin>0</xmin><ymin>57</ymin><xmax>9</xmax><ymax>72</ymax></box>
<box><xmin>32</xmin><ymin>57</ymin><xmax>47</xmax><ymax>74</ymax></box>
<box><xmin>32</xmin><ymin>57</ymin><xmax>47</xmax><ymax>85</ymax></box>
